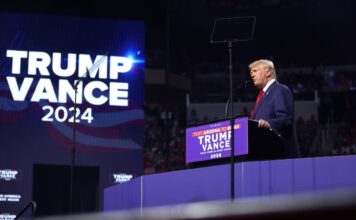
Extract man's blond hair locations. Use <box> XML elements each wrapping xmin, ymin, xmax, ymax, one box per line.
<box><xmin>249</xmin><ymin>59</ymin><xmax>277</xmax><ymax>79</ymax></box>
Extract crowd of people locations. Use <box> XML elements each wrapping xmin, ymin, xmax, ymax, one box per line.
<box><xmin>144</xmin><ymin>103</ymin><xmax>186</xmax><ymax>174</ymax></box>
<box><xmin>143</xmin><ymin>63</ymin><xmax>356</xmax><ymax>173</ymax></box>
<box><xmin>295</xmin><ymin>115</ymin><xmax>319</xmax><ymax>157</ymax></box>
<box><xmin>330</xmin><ymin>121</ymin><xmax>356</xmax><ymax>156</ymax></box>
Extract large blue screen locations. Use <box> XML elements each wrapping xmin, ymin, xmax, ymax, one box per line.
<box><xmin>0</xmin><ymin>12</ymin><xmax>145</xmax><ymax>216</ymax></box>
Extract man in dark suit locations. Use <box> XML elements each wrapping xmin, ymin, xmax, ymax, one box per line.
<box><xmin>249</xmin><ymin>59</ymin><xmax>300</xmax><ymax>158</ymax></box>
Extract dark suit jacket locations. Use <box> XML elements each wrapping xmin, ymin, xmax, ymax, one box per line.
<box><xmin>252</xmin><ymin>81</ymin><xmax>300</xmax><ymax>158</ymax></box>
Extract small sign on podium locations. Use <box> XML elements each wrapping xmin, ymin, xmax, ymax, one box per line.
<box><xmin>185</xmin><ymin>117</ymin><xmax>249</xmax><ymax>164</ymax></box>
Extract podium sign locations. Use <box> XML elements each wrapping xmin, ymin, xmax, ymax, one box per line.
<box><xmin>186</xmin><ymin>117</ymin><xmax>248</xmax><ymax>164</ymax></box>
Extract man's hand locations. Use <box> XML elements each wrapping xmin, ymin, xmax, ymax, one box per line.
<box><xmin>257</xmin><ymin>119</ymin><xmax>270</xmax><ymax>129</ymax></box>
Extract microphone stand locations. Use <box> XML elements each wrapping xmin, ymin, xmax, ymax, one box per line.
<box><xmin>68</xmin><ymin>54</ymin><xmax>107</xmax><ymax>213</ymax></box>
<box><xmin>210</xmin><ymin>15</ymin><xmax>256</xmax><ymax>203</ymax></box>
<box><xmin>225</xmin><ymin>80</ymin><xmax>250</xmax><ymax>117</ymax></box>
<box><xmin>69</xmin><ymin>79</ymin><xmax>80</xmax><ymax>213</ymax></box>
<box><xmin>227</xmin><ymin>41</ymin><xmax>235</xmax><ymax>201</ymax></box>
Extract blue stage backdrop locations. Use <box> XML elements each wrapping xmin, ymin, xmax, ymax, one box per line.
<box><xmin>0</xmin><ymin>12</ymin><xmax>145</xmax><ymax>215</ymax></box>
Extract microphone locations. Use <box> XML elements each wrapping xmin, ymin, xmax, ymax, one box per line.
<box><xmin>225</xmin><ymin>96</ymin><xmax>231</xmax><ymax>117</ymax></box>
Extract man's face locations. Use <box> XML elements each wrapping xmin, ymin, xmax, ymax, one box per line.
<box><xmin>250</xmin><ymin>64</ymin><xmax>270</xmax><ymax>90</ymax></box>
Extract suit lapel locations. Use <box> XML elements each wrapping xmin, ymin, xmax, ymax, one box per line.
<box><xmin>253</xmin><ymin>81</ymin><xmax>277</xmax><ymax>117</ymax></box>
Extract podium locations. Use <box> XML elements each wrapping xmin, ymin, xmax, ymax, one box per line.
<box><xmin>185</xmin><ymin>115</ymin><xmax>285</xmax><ymax>167</ymax></box>
<box><xmin>245</xmin><ymin>118</ymin><xmax>285</xmax><ymax>160</ymax></box>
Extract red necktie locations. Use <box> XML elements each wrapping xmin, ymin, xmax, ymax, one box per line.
<box><xmin>250</xmin><ymin>90</ymin><xmax>264</xmax><ymax>119</ymax></box>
